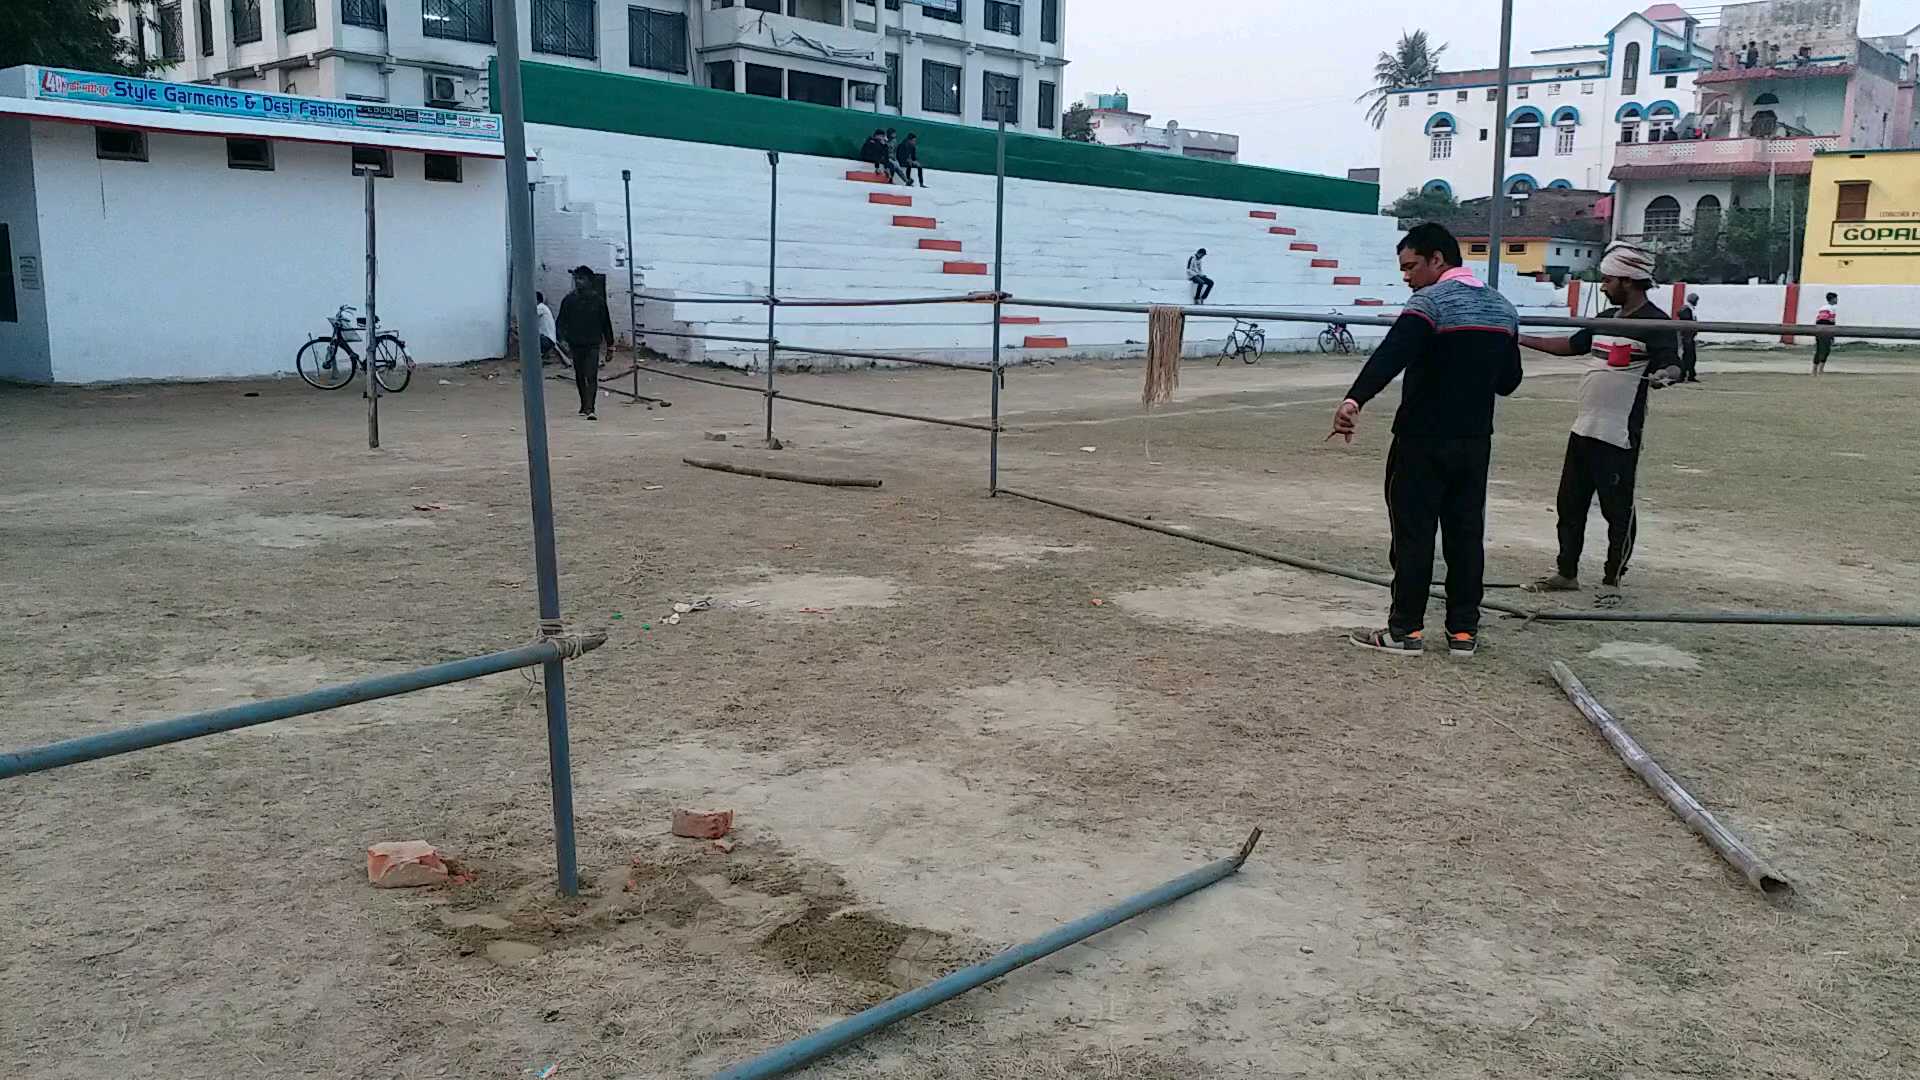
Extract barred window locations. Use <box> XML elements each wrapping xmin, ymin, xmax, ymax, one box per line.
<box><xmin>922</xmin><ymin>0</ymin><xmax>961</xmax><ymax>24</ymax></box>
<box><xmin>343</xmin><ymin>0</ymin><xmax>387</xmax><ymax>28</ymax></box>
<box><xmin>283</xmin><ymin>0</ymin><xmax>316</xmax><ymax>33</ymax></box>
<box><xmin>534</xmin><ymin>0</ymin><xmax>596</xmax><ymax>59</ymax></box>
<box><xmin>922</xmin><ymin>59</ymin><xmax>960</xmax><ymax>114</ymax></box>
<box><xmin>423</xmin><ymin>0</ymin><xmax>494</xmax><ymax>43</ymax></box>
<box><xmin>1037</xmin><ymin>79</ymin><xmax>1056</xmax><ymax>128</ymax></box>
<box><xmin>884</xmin><ymin>53</ymin><xmax>900</xmax><ymax>108</ymax></box>
<box><xmin>982</xmin><ymin>70</ymin><xmax>1017</xmax><ymax>123</ymax></box>
<box><xmin>230</xmin><ymin>0</ymin><xmax>261</xmax><ymax>44</ymax></box>
<box><xmin>158</xmin><ymin>3</ymin><xmax>185</xmax><ymax>59</ymax></box>
<box><xmin>197</xmin><ymin>0</ymin><xmax>213</xmax><ymax>53</ymax></box>
<box><xmin>629</xmin><ymin>7</ymin><xmax>688</xmax><ymax>73</ymax></box>
<box><xmin>984</xmin><ymin>0</ymin><xmax>1019</xmax><ymax>35</ymax></box>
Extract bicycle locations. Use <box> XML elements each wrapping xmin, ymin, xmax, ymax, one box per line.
<box><xmin>1317</xmin><ymin>316</ymin><xmax>1356</xmax><ymax>356</ymax></box>
<box><xmin>1218</xmin><ymin>318</ymin><xmax>1266</xmax><ymax>365</ymax></box>
<box><xmin>295</xmin><ymin>305</ymin><xmax>414</xmax><ymax>392</ymax></box>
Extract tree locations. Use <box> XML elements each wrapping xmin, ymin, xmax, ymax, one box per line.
<box><xmin>1357</xmin><ymin>30</ymin><xmax>1448</xmax><ymax>129</ymax></box>
<box><xmin>1384</xmin><ymin>186</ymin><xmax>1459</xmax><ymax>223</ymax></box>
<box><xmin>1062</xmin><ymin>103</ymin><xmax>1095</xmax><ymax>143</ymax></box>
<box><xmin>0</xmin><ymin>0</ymin><xmax>156</xmax><ymax>75</ymax></box>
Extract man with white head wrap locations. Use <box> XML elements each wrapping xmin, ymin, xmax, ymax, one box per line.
<box><xmin>1519</xmin><ymin>241</ymin><xmax>1683</xmax><ymax>606</ymax></box>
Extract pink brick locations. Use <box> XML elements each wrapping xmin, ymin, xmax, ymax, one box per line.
<box><xmin>672</xmin><ymin>809</ymin><xmax>734</xmax><ymax>840</ymax></box>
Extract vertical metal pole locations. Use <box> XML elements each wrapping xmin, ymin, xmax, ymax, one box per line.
<box><xmin>1786</xmin><ymin>175</ymin><xmax>1797</xmax><ymax>284</ymax></box>
<box><xmin>765</xmin><ymin>151</ymin><xmax>779</xmax><ymax>446</ymax></box>
<box><xmin>363</xmin><ymin>168</ymin><xmax>380</xmax><ymax>449</ymax></box>
<box><xmin>623</xmin><ymin>168</ymin><xmax>638</xmax><ymax>399</ymax></box>
<box><xmin>494</xmin><ymin>0</ymin><xmax>580</xmax><ymax>898</ymax></box>
<box><xmin>990</xmin><ymin>95</ymin><xmax>1007</xmax><ymax>496</ymax></box>
<box><xmin>1485</xmin><ymin>0</ymin><xmax>1515</xmax><ymax>290</ymax></box>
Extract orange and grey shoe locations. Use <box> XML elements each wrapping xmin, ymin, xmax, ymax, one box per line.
<box><xmin>1348</xmin><ymin>628</ymin><xmax>1424</xmax><ymax>655</ymax></box>
<box><xmin>1447</xmin><ymin>631</ymin><xmax>1478</xmax><ymax>658</ymax></box>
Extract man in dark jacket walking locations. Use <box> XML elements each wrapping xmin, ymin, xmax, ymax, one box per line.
<box><xmin>1329</xmin><ymin>223</ymin><xmax>1523</xmax><ymax>658</ymax></box>
<box><xmin>556</xmin><ymin>265</ymin><xmax>614</xmax><ymax>421</ymax></box>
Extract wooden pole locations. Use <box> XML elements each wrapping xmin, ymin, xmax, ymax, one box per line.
<box><xmin>682</xmin><ymin>457</ymin><xmax>882</xmax><ymax>488</ymax></box>
<box><xmin>1551</xmin><ymin>662</ymin><xmax>1792</xmax><ymax>900</ymax></box>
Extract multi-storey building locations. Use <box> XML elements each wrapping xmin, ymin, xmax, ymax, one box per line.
<box><xmin>1077</xmin><ymin>90</ymin><xmax>1239</xmax><ymax>162</ymax></box>
<box><xmin>114</xmin><ymin>0</ymin><xmax>1068</xmax><ymax>132</ymax></box>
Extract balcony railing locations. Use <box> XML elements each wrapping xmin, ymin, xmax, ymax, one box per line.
<box><xmin>1615</xmin><ymin>135</ymin><xmax>1838</xmax><ymax>168</ymax></box>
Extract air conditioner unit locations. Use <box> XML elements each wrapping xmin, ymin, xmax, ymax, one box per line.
<box><xmin>425</xmin><ymin>72</ymin><xmax>463</xmax><ymax>107</ymax></box>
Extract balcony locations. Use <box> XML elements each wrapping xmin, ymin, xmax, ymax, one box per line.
<box><xmin>1611</xmin><ymin>135</ymin><xmax>1838</xmax><ymax>180</ymax></box>
<box><xmin>703</xmin><ymin>4</ymin><xmax>882</xmax><ymax>70</ymax></box>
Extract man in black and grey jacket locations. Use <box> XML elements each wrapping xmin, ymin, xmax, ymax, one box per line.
<box><xmin>1330</xmin><ymin>223</ymin><xmax>1523</xmax><ymax>658</ymax></box>
<box><xmin>556</xmin><ymin>265</ymin><xmax>614</xmax><ymax>421</ymax></box>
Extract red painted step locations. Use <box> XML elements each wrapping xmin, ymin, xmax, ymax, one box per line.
<box><xmin>1267</xmin><ymin>226</ymin><xmax>1297</xmax><ymax>236</ymax></box>
<box><xmin>1311</xmin><ymin>258</ymin><xmax>1339</xmax><ymax>268</ymax></box>
<box><xmin>1024</xmin><ymin>336</ymin><xmax>1070</xmax><ymax>349</ymax></box>
<box><xmin>845</xmin><ymin>170</ymin><xmax>891</xmax><ymax>183</ymax></box>
<box><xmin>1249</xmin><ymin>210</ymin><xmax>1277</xmax><ymax>220</ymax></box>
<box><xmin>1288</xmin><ymin>242</ymin><xmax>1318</xmax><ymax>251</ymax></box>
<box><xmin>869</xmin><ymin>192</ymin><xmax>913</xmax><ymax>206</ymax></box>
<box><xmin>942</xmin><ymin>261</ymin><xmax>989</xmax><ymax>275</ymax></box>
<box><xmin>1332</xmin><ymin>275</ymin><xmax>1362</xmax><ymax>285</ymax></box>
<box><xmin>1000</xmin><ymin>315</ymin><xmax>1042</xmax><ymax>325</ymax></box>
<box><xmin>892</xmin><ymin>215</ymin><xmax>937</xmax><ymax>229</ymax></box>
<box><xmin>1354</xmin><ymin>298</ymin><xmax>1386</xmax><ymax>306</ymax></box>
<box><xmin>918</xmin><ymin>238</ymin><xmax>963</xmax><ymax>251</ymax></box>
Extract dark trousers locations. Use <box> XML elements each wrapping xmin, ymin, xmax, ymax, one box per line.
<box><xmin>571</xmin><ymin>342</ymin><xmax>600</xmax><ymax>414</ymax></box>
<box><xmin>1190</xmin><ymin>275</ymin><xmax>1214</xmax><ymax>303</ymax></box>
<box><xmin>1555</xmin><ymin>433</ymin><xmax>1639</xmax><ymax>582</ymax></box>
<box><xmin>1813</xmin><ymin>332</ymin><xmax>1832</xmax><ymax>367</ymax></box>
<box><xmin>898</xmin><ymin>160</ymin><xmax>924</xmax><ymax>185</ymax></box>
<box><xmin>1385</xmin><ymin>436</ymin><xmax>1491</xmax><ymax>636</ymax></box>
<box><xmin>1681</xmin><ymin>337</ymin><xmax>1698</xmax><ymax>379</ymax></box>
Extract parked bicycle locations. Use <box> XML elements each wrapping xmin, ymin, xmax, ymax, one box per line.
<box><xmin>295</xmin><ymin>305</ymin><xmax>414</xmax><ymax>392</ymax></box>
<box><xmin>1317</xmin><ymin>315</ymin><xmax>1356</xmax><ymax>356</ymax></box>
<box><xmin>1218</xmin><ymin>318</ymin><xmax>1266</xmax><ymax>365</ymax></box>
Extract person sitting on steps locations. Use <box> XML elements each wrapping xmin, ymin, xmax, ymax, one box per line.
<box><xmin>1187</xmin><ymin>248</ymin><xmax>1214</xmax><ymax>304</ymax></box>
<box><xmin>895</xmin><ymin>132</ymin><xmax>925</xmax><ymax>187</ymax></box>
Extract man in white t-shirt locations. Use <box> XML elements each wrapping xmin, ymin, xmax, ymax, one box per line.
<box><xmin>535</xmin><ymin>291</ymin><xmax>565</xmax><ymax>367</ymax></box>
<box><xmin>1813</xmin><ymin>292</ymin><xmax>1837</xmax><ymax>376</ymax></box>
<box><xmin>1186</xmin><ymin>249</ymin><xmax>1214</xmax><ymax>304</ymax></box>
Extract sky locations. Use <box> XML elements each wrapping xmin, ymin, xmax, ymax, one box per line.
<box><xmin>1064</xmin><ymin>0</ymin><xmax>1917</xmax><ymax>179</ymax></box>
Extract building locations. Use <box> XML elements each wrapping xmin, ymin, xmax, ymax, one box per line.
<box><xmin>1458</xmin><ymin>235</ymin><xmax>1603</xmax><ymax>279</ymax></box>
<box><xmin>1377</xmin><ymin>4</ymin><xmax>1713</xmax><ymax>205</ymax></box>
<box><xmin>1608</xmin><ymin>0</ymin><xmax>1915</xmax><ymax>272</ymax></box>
<box><xmin>1800</xmin><ymin>147</ymin><xmax>1920</xmax><ymax>284</ymax></box>
<box><xmin>115</xmin><ymin>0</ymin><xmax>1069</xmax><ymax>133</ymax></box>
<box><xmin>0</xmin><ymin>65</ymin><xmax>507</xmax><ymax>383</ymax></box>
<box><xmin>1079</xmin><ymin>91</ymin><xmax>1239</xmax><ymax>162</ymax></box>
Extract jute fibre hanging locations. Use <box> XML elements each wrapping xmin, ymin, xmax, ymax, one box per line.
<box><xmin>1143</xmin><ymin>305</ymin><xmax>1185</xmax><ymax>409</ymax></box>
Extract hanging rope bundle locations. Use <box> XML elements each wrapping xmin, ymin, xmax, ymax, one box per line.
<box><xmin>1143</xmin><ymin>305</ymin><xmax>1185</xmax><ymax>410</ymax></box>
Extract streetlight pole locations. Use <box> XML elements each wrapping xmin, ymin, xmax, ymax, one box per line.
<box><xmin>989</xmin><ymin>85</ymin><xmax>1009</xmax><ymax>495</ymax></box>
<box><xmin>1485</xmin><ymin>0</ymin><xmax>1515</xmax><ymax>290</ymax></box>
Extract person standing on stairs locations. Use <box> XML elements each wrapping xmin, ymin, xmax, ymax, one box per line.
<box><xmin>556</xmin><ymin>265</ymin><xmax>614</xmax><ymax>421</ymax></box>
<box><xmin>1187</xmin><ymin>249</ymin><xmax>1214</xmax><ymax>304</ymax></box>
<box><xmin>895</xmin><ymin>132</ymin><xmax>925</xmax><ymax>187</ymax></box>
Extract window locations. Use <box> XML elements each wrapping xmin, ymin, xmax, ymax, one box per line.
<box><xmin>95</xmin><ymin>128</ymin><xmax>147</xmax><ymax>161</ymax></box>
<box><xmin>629</xmin><ymin>7</ymin><xmax>687</xmax><ymax>72</ymax></box>
<box><xmin>1470</xmin><ymin>243</ymin><xmax>1489</xmax><ymax>254</ymax></box>
<box><xmin>197</xmin><ymin>0</ymin><xmax>213</xmax><ymax>53</ymax></box>
<box><xmin>1664</xmin><ymin>75</ymin><xmax>1678</xmax><ymax>88</ymax></box>
<box><xmin>343</xmin><ymin>0</ymin><xmax>386</xmax><ymax>27</ymax></box>
<box><xmin>231</xmin><ymin>0</ymin><xmax>261</xmax><ymax>43</ymax></box>
<box><xmin>1479</xmin><ymin>128</ymin><xmax>1487</xmax><ymax>141</ymax></box>
<box><xmin>1547</xmin><ymin>83</ymin><xmax>1561</xmax><ymax>96</ymax></box>
<box><xmin>283</xmin><ymin>0</ymin><xmax>315</xmax><ymax>33</ymax></box>
<box><xmin>423</xmin><ymin>0</ymin><xmax>492</xmax><ymax>42</ymax></box>
<box><xmin>1398</xmin><ymin>95</ymin><xmax>1409</xmax><ymax>106</ymax></box>
<box><xmin>1041</xmin><ymin>0</ymin><xmax>1057</xmax><ymax>42</ymax></box>
<box><xmin>226</xmin><ymin>137</ymin><xmax>273</xmax><ymax>170</ymax></box>
<box><xmin>158</xmin><ymin>3</ymin><xmax>185</xmax><ymax>60</ymax></box>
<box><xmin>1426</xmin><ymin>92</ymin><xmax>1438</xmax><ymax>104</ymax></box>
<box><xmin>922</xmin><ymin>0</ymin><xmax>961</xmax><ymax>23</ymax></box>
<box><xmin>1038</xmin><ymin>79</ymin><xmax>1056</xmax><ymax>128</ymax></box>
<box><xmin>1556</xmin><ymin>247</ymin><xmax>1563</xmax><ymax>255</ymax></box>
<box><xmin>1694</xmin><ymin>194</ymin><xmax>1722</xmax><ymax>234</ymax></box>
<box><xmin>425</xmin><ymin>153</ymin><xmax>463</xmax><ymax>182</ymax></box>
<box><xmin>707</xmin><ymin>60</ymin><xmax>735</xmax><ymax>90</ymax></box>
<box><xmin>534</xmin><ymin>0</ymin><xmax>595</xmax><ymax>59</ymax></box>
<box><xmin>1508</xmin><ymin>243</ymin><xmax>1526</xmax><ymax>254</ymax></box>
<box><xmin>884</xmin><ymin>53</ymin><xmax>900</xmax><ymax>107</ymax></box>
<box><xmin>1648</xmin><ymin>104</ymin><xmax>1677</xmax><ymax>140</ymax></box>
<box><xmin>1516</xmin><ymin>85</ymin><xmax>1528</xmax><ymax>99</ymax></box>
<box><xmin>852</xmin><ymin>82</ymin><xmax>877</xmax><ymax>103</ymax></box>
<box><xmin>1643</xmin><ymin>195</ymin><xmax>1681</xmax><ymax>232</ymax></box>
<box><xmin>787</xmin><ymin>69</ymin><xmax>842</xmax><ymax>106</ymax></box>
<box><xmin>1620</xmin><ymin>122</ymin><xmax>1638</xmax><ymax>143</ymax></box>
<box><xmin>1555</xmin><ymin>126</ymin><xmax>1575</xmax><ymax>155</ymax></box>
<box><xmin>1836</xmin><ymin>182</ymin><xmax>1870</xmax><ymax>222</ymax></box>
<box><xmin>351</xmin><ymin>145</ymin><xmax>393</xmax><ymax>176</ymax></box>
<box><xmin>745</xmin><ymin>63</ymin><xmax>782</xmax><ymax>97</ymax></box>
<box><xmin>1486</xmin><ymin>88</ymin><xmax>1497</xmax><ymax>101</ymax></box>
<box><xmin>1511</xmin><ymin>120</ymin><xmax>1540</xmax><ymax>158</ymax></box>
<box><xmin>984</xmin><ymin>0</ymin><xmax>1019</xmax><ymax>35</ymax></box>
<box><xmin>983</xmin><ymin>71</ymin><xmax>1018</xmax><ymax>122</ymax></box>
<box><xmin>1456</xmin><ymin>90</ymin><xmax>1468</xmax><ymax>102</ymax></box>
<box><xmin>1507</xmin><ymin>178</ymin><xmax>1533</xmax><ymax>196</ymax></box>
<box><xmin>922</xmin><ymin>59</ymin><xmax>961</xmax><ymax>115</ymax></box>
<box><xmin>0</xmin><ymin>225</ymin><xmax>15</xmax><ymax>324</ymax></box>
<box><xmin>1621</xmin><ymin>42</ymin><xmax>1640</xmax><ymax>94</ymax></box>
<box><xmin>1582</xmin><ymin>82</ymin><xmax>1594</xmax><ymax>94</ymax></box>
<box><xmin>1430</xmin><ymin>132</ymin><xmax>1453</xmax><ymax>160</ymax></box>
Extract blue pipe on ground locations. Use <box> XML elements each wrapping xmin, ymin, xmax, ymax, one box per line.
<box><xmin>711</xmin><ymin>828</ymin><xmax>1263</xmax><ymax>1080</ymax></box>
<box><xmin>0</xmin><ymin>635</ymin><xmax>606</xmax><ymax>780</ymax></box>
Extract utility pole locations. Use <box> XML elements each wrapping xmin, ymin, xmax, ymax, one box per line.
<box><xmin>1485</xmin><ymin>0</ymin><xmax>1516</xmax><ymax>290</ymax></box>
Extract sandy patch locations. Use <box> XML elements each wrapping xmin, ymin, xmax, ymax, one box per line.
<box><xmin>1113</xmin><ymin>566</ymin><xmax>1385</xmax><ymax>636</ymax></box>
<box><xmin>717</xmin><ymin>572</ymin><xmax>900</xmax><ymax>614</ymax></box>
<box><xmin>945</xmin><ymin>677</ymin><xmax>1124</xmax><ymax>743</ymax></box>
<box><xmin>186</xmin><ymin>512</ymin><xmax>434</xmax><ymax>549</ymax></box>
<box><xmin>1588</xmin><ymin>641</ymin><xmax>1703</xmax><ymax>670</ymax></box>
<box><xmin>954</xmin><ymin>534</ymin><xmax>1091</xmax><ymax>569</ymax></box>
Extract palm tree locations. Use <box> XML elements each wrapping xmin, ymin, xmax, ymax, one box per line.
<box><xmin>1358</xmin><ymin>31</ymin><xmax>1449</xmax><ymax>129</ymax></box>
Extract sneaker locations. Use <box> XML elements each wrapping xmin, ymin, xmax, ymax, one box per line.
<box><xmin>1447</xmin><ymin>632</ymin><xmax>1478</xmax><ymax>658</ymax></box>
<box><xmin>585</xmin><ymin>412</ymin><xmax>597</xmax><ymax>421</ymax></box>
<box><xmin>1348</xmin><ymin>628</ymin><xmax>1424</xmax><ymax>655</ymax></box>
<box><xmin>1523</xmin><ymin>573</ymin><xmax>1579</xmax><ymax>594</ymax></box>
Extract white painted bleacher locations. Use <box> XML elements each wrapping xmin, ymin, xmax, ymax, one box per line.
<box><xmin>528</xmin><ymin>124</ymin><xmax>1561</xmax><ymax>368</ymax></box>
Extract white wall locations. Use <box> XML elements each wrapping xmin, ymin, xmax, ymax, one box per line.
<box><xmin>1678</xmin><ymin>283</ymin><xmax>1920</xmax><ymax>345</ymax></box>
<box><xmin>28</xmin><ymin>121</ymin><xmax>507</xmax><ymax>383</ymax></box>
<box><xmin>0</xmin><ymin>117</ymin><xmax>52</xmax><ymax>382</ymax></box>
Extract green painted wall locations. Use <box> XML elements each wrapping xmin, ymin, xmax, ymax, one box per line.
<box><xmin>493</xmin><ymin>61</ymin><xmax>1380</xmax><ymax>215</ymax></box>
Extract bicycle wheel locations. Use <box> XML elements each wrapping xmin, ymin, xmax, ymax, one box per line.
<box><xmin>1316</xmin><ymin>328</ymin><xmax>1337</xmax><ymax>354</ymax></box>
<box><xmin>1337</xmin><ymin>329</ymin><xmax>1356</xmax><ymax>355</ymax></box>
<box><xmin>1243</xmin><ymin>334</ymin><xmax>1265</xmax><ymax>364</ymax></box>
<box><xmin>371</xmin><ymin>334</ymin><xmax>413</xmax><ymax>393</ymax></box>
<box><xmin>1218</xmin><ymin>334</ymin><xmax>1238</xmax><ymax>366</ymax></box>
<box><xmin>296</xmin><ymin>337</ymin><xmax>355</xmax><ymax>390</ymax></box>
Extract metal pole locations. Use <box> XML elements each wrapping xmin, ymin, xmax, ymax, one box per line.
<box><xmin>363</xmin><ymin>167</ymin><xmax>379</xmax><ymax>449</ymax></box>
<box><xmin>1786</xmin><ymin>175</ymin><xmax>1798</xmax><ymax>284</ymax></box>
<box><xmin>494</xmin><ymin>0</ymin><xmax>581</xmax><ymax>897</ymax></box>
<box><xmin>1485</xmin><ymin>0</ymin><xmax>1515</xmax><ymax>290</ymax></box>
<box><xmin>711</xmin><ymin>829</ymin><xmax>1263</xmax><ymax>1080</ymax></box>
<box><xmin>989</xmin><ymin>91</ymin><xmax>1008</xmax><ymax>496</ymax></box>
<box><xmin>765</xmin><ymin>151</ymin><xmax>779</xmax><ymax>447</ymax></box>
<box><xmin>623</xmin><ymin>168</ymin><xmax>639</xmax><ymax>400</ymax></box>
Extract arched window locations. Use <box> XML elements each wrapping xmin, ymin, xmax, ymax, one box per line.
<box><xmin>1622</xmin><ymin>42</ymin><xmax>1641</xmax><ymax>95</ymax></box>
<box><xmin>1648</xmin><ymin>101</ymin><xmax>1680</xmax><ymax>139</ymax></box>
<box><xmin>1422</xmin><ymin>179</ymin><xmax>1453</xmax><ymax>196</ymax></box>
<box><xmin>1753</xmin><ymin>92</ymin><xmax>1780</xmax><ymax>105</ymax></box>
<box><xmin>1644</xmin><ymin>195</ymin><xmax>1681</xmax><ymax>233</ymax></box>
<box><xmin>1616</xmin><ymin>102</ymin><xmax>1644</xmax><ymax>143</ymax></box>
<box><xmin>1426</xmin><ymin>113</ymin><xmax>1456</xmax><ymax>161</ymax></box>
<box><xmin>1750</xmin><ymin>109</ymin><xmax>1778</xmax><ymax>136</ymax></box>
<box><xmin>1507</xmin><ymin>175</ymin><xmax>1537</xmax><ymax>196</ymax></box>
<box><xmin>1509</xmin><ymin>106</ymin><xmax>1543</xmax><ymax>158</ymax></box>
<box><xmin>1547</xmin><ymin>179</ymin><xmax>1575</xmax><ymax>189</ymax></box>
<box><xmin>1695</xmin><ymin>194</ymin><xmax>1722</xmax><ymax>235</ymax></box>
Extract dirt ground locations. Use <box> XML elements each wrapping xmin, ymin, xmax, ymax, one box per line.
<box><xmin>3</xmin><ymin>342</ymin><xmax>1918</xmax><ymax>1080</ymax></box>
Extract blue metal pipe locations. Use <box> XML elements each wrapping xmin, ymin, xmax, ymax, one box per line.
<box><xmin>711</xmin><ymin>828</ymin><xmax>1263</xmax><ymax>1080</ymax></box>
<box><xmin>0</xmin><ymin>636</ymin><xmax>606</xmax><ymax>780</ymax></box>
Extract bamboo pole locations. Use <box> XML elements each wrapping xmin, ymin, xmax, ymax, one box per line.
<box><xmin>683</xmin><ymin>457</ymin><xmax>883</xmax><ymax>488</ymax></box>
<box><xmin>1551</xmin><ymin>662</ymin><xmax>1792</xmax><ymax>900</ymax></box>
